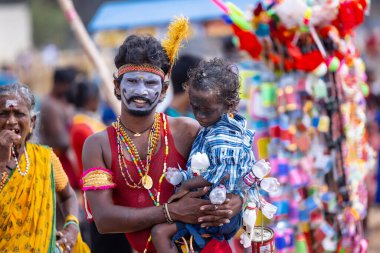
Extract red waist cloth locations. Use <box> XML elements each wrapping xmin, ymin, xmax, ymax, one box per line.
<box><xmin>201</xmin><ymin>239</ymin><xmax>232</xmax><ymax>253</ymax></box>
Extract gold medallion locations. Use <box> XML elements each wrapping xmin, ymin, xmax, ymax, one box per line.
<box><xmin>142</xmin><ymin>175</ymin><xmax>153</xmax><ymax>190</ymax></box>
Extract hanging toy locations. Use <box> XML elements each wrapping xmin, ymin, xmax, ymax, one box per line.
<box><xmin>165</xmin><ymin>167</ymin><xmax>183</xmax><ymax>186</ymax></box>
<box><xmin>243</xmin><ymin>202</ymin><xmax>258</xmax><ymax>241</ymax></box>
<box><xmin>209</xmin><ymin>185</ymin><xmax>227</xmax><ymax>205</ymax></box>
<box><xmin>190</xmin><ymin>152</ymin><xmax>210</xmax><ymax>175</ymax></box>
<box><xmin>326</xmin><ymin>56</ymin><xmax>340</xmax><ymax>72</ymax></box>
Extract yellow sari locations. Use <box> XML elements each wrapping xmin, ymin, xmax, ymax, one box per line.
<box><xmin>0</xmin><ymin>143</ymin><xmax>56</xmax><ymax>252</ymax></box>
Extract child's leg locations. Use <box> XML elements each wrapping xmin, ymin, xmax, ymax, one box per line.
<box><xmin>151</xmin><ymin>223</ymin><xmax>178</xmax><ymax>253</ymax></box>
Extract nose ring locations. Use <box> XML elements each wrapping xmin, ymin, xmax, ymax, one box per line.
<box><xmin>6</xmin><ymin>120</ymin><xmax>10</xmax><ymax>124</ymax></box>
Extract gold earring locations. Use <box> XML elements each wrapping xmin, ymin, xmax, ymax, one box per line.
<box><xmin>29</xmin><ymin>127</ymin><xmax>33</xmax><ymax>134</ymax></box>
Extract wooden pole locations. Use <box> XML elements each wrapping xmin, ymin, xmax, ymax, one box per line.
<box><xmin>57</xmin><ymin>0</ymin><xmax>120</xmax><ymax>114</ymax></box>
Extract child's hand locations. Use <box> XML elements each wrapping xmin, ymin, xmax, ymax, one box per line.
<box><xmin>168</xmin><ymin>187</ymin><xmax>190</xmax><ymax>203</ymax></box>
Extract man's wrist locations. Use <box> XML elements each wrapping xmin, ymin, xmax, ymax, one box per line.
<box><xmin>167</xmin><ymin>202</ymin><xmax>178</xmax><ymax>222</ymax></box>
<box><xmin>162</xmin><ymin>203</ymin><xmax>174</xmax><ymax>224</ymax></box>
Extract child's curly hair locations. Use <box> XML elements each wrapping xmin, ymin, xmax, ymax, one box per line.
<box><xmin>185</xmin><ymin>58</ymin><xmax>240</xmax><ymax>112</ymax></box>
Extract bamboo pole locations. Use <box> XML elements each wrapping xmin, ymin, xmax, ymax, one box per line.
<box><xmin>57</xmin><ymin>0</ymin><xmax>120</xmax><ymax>114</ymax></box>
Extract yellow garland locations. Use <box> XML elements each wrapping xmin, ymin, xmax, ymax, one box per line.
<box><xmin>161</xmin><ymin>16</ymin><xmax>190</xmax><ymax>69</ymax></box>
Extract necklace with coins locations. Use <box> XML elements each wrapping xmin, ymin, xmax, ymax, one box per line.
<box><xmin>115</xmin><ymin>113</ymin><xmax>170</xmax><ymax>253</ymax></box>
<box><xmin>114</xmin><ymin>113</ymin><xmax>169</xmax><ymax>205</ymax></box>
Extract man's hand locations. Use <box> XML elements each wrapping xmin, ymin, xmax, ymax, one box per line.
<box><xmin>199</xmin><ymin>193</ymin><xmax>243</xmax><ymax>228</ymax></box>
<box><xmin>168</xmin><ymin>186</ymin><xmax>190</xmax><ymax>203</ymax></box>
<box><xmin>169</xmin><ymin>187</ymin><xmax>209</xmax><ymax>224</ymax></box>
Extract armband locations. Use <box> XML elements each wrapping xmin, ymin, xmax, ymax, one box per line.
<box><xmin>81</xmin><ymin>167</ymin><xmax>116</xmax><ymax>191</ymax></box>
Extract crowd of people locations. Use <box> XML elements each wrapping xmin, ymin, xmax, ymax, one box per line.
<box><xmin>0</xmin><ymin>26</ymin><xmax>254</xmax><ymax>252</ymax></box>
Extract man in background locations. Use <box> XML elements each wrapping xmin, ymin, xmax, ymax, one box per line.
<box><xmin>165</xmin><ymin>54</ymin><xmax>201</xmax><ymax>118</ymax></box>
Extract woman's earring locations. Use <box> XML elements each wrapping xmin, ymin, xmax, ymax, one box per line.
<box><xmin>29</xmin><ymin>127</ymin><xmax>33</xmax><ymax>134</ymax></box>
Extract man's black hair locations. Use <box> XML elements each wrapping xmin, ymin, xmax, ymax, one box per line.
<box><xmin>171</xmin><ymin>55</ymin><xmax>202</xmax><ymax>95</ymax></box>
<box><xmin>114</xmin><ymin>35</ymin><xmax>170</xmax><ymax>78</ymax></box>
<box><xmin>70</xmin><ymin>80</ymin><xmax>99</xmax><ymax>109</ymax></box>
<box><xmin>53</xmin><ymin>66</ymin><xmax>79</xmax><ymax>86</ymax></box>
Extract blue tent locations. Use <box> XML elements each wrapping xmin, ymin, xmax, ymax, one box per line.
<box><xmin>89</xmin><ymin>0</ymin><xmax>257</xmax><ymax>32</ymax></box>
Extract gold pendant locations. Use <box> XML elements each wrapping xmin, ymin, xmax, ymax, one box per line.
<box><xmin>142</xmin><ymin>175</ymin><xmax>153</xmax><ymax>190</ymax></box>
<box><xmin>134</xmin><ymin>133</ymin><xmax>141</xmax><ymax>137</ymax></box>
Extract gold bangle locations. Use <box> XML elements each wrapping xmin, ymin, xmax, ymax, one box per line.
<box><xmin>164</xmin><ymin>203</ymin><xmax>174</xmax><ymax>224</ymax></box>
<box><xmin>162</xmin><ymin>204</ymin><xmax>171</xmax><ymax>223</ymax></box>
<box><xmin>65</xmin><ymin>214</ymin><xmax>79</xmax><ymax>225</ymax></box>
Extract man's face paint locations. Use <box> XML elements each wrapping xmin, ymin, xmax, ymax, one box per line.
<box><xmin>119</xmin><ymin>71</ymin><xmax>162</xmax><ymax>116</ymax></box>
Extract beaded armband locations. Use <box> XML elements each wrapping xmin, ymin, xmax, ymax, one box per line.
<box><xmin>81</xmin><ymin>168</ymin><xmax>116</xmax><ymax>191</ymax></box>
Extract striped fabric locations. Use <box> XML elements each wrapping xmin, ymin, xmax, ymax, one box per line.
<box><xmin>182</xmin><ymin>113</ymin><xmax>255</xmax><ymax>197</ymax></box>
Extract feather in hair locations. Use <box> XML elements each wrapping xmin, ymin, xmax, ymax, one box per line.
<box><xmin>162</xmin><ymin>16</ymin><xmax>190</xmax><ymax>67</ymax></box>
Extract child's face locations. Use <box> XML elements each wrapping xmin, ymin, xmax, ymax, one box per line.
<box><xmin>189</xmin><ymin>86</ymin><xmax>227</xmax><ymax>127</ymax></box>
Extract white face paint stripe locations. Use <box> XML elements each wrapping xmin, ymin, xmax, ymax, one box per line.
<box><xmin>5</xmin><ymin>100</ymin><xmax>18</xmax><ymax>108</ymax></box>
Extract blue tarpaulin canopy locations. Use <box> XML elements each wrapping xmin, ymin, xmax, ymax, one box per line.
<box><xmin>89</xmin><ymin>0</ymin><xmax>258</xmax><ymax>32</ymax></box>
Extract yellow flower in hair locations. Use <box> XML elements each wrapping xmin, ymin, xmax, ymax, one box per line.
<box><xmin>162</xmin><ymin>16</ymin><xmax>190</xmax><ymax>68</ymax></box>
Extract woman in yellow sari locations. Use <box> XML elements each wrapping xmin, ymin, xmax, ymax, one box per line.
<box><xmin>0</xmin><ymin>82</ymin><xmax>89</xmax><ymax>253</ymax></box>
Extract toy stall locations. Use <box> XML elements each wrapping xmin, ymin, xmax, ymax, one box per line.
<box><xmin>211</xmin><ymin>0</ymin><xmax>377</xmax><ymax>252</ymax></box>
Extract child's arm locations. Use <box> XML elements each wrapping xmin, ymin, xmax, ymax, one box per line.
<box><xmin>168</xmin><ymin>176</ymin><xmax>212</xmax><ymax>203</ymax></box>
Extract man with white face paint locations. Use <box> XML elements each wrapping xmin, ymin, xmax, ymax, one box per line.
<box><xmin>81</xmin><ymin>33</ymin><xmax>243</xmax><ymax>253</ymax></box>
<box><xmin>120</xmin><ymin>71</ymin><xmax>163</xmax><ymax>117</ymax></box>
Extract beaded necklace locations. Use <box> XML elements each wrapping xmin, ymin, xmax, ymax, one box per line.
<box><xmin>143</xmin><ymin>114</ymin><xmax>169</xmax><ymax>253</ymax></box>
<box><xmin>114</xmin><ymin>113</ymin><xmax>169</xmax><ymax>253</ymax></box>
<box><xmin>114</xmin><ymin>113</ymin><xmax>160</xmax><ymax>190</ymax></box>
<box><xmin>11</xmin><ymin>145</ymin><xmax>30</xmax><ymax>176</ymax></box>
<box><xmin>113</xmin><ymin>113</ymin><xmax>169</xmax><ymax>205</ymax></box>
<box><xmin>0</xmin><ymin>171</ymin><xmax>9</xmax><ymax>192</ymax></box>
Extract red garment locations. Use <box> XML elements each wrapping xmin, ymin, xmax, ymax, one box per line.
<box><xmin>333</xmin><ymin>0</ymin><xmax>367</xmax><ymax>36</ymax></box>
<box><xmin>70</xmin><ymin>114</ymin><xmax>106</xmax><ymax>177</ymax></box>
<box><xmin>71</xmin><ymin>123</ymin><xmax>93</xmax><ymax>174</ymax></box>
<box><xmin>201</xmin><ymin>239</ymin><xmax>232</xmax><ymax>253</ymax></box>
<box><xmin>56</xmin><ymin>151</ymin><xmax>80</xmax><ymax>189</ymax></box>
<box><xmin>107</xmin><ymin>114</ymin><xmax>186</xmax><ymax>253</ymax></box>
<box><xmin>232</xmin><ymin>24</ymin><xmax>262</xmax><ymax>59</ymax></box>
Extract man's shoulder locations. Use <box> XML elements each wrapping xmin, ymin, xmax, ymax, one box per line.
<box><xmin>168</xmin><ymin>116</ymin><xmax>199</xmax><ymax>132</ymax></box>
<box><xmin>84</xmin><ymin>128</ymin><xmax>109</xmax><ymax>147</ymax></box>
<box><xmin>167</xmin><ymin>115</ymin><xmax>200</xmax><ymax>142</ymax></box>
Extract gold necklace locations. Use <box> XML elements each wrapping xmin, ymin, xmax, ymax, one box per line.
<box><xmin>114</xmin><ymin>113</ymin><xmax>160</xmax><ymax>190</ymax></box>
<box><xmin>119</xmin><ymin>120</ymin><xmax>154</xmax><ymax>137</ymax></box>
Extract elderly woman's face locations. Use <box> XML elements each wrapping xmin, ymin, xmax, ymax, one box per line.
<box><xmin>0</xmin><ymin>94</ymin><xmax>35</xmax><ymax>146</ymax></box>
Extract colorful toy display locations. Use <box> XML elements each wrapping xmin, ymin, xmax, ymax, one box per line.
<box><xmin>211</xmin><ymin>0</ymin><xmax>376</xmax><ymax>252</ymax></box>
